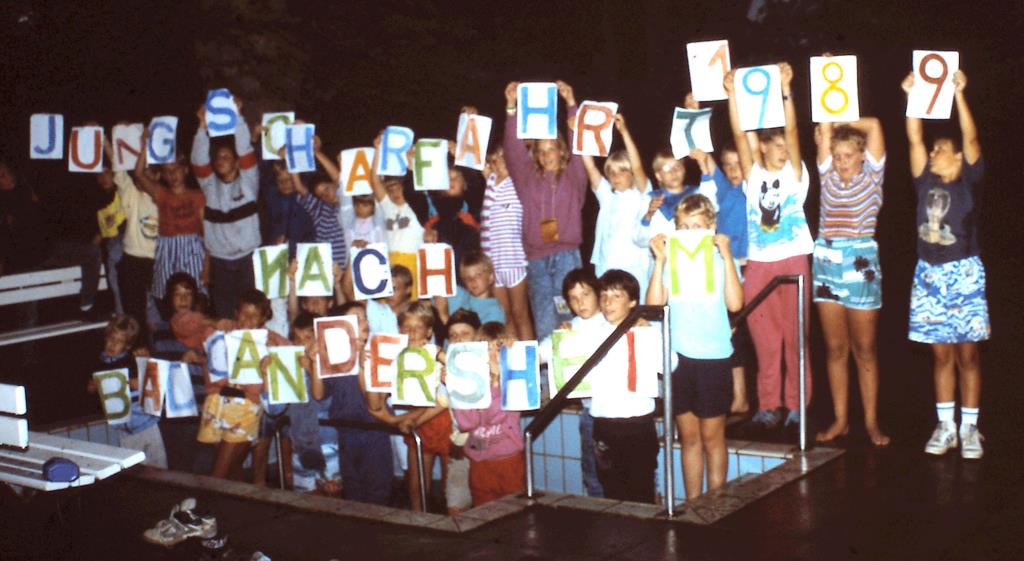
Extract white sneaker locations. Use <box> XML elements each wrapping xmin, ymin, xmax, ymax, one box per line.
<box><xmin>143</xmin><ymin>498</ymin><xmax>217</xmax><ymax>547</ymax></box>
<box><xmin>924</xmin><ymin>421</ymin><xmax>958</xmax><ymax>455</ymax></box>
<box><xmin>960</xmin><ymin>424</ymin><xmax>984</xmax><ymax>460</ymax></box>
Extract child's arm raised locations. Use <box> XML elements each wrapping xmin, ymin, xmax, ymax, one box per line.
<box><xmin>849</xmin><ymin>117</ymin><xmax>885</xmax><ymax>162</ymax></box>
<box><xmin>815</xmin><ymin>122</ymin><xmax>833</xmax><ymax>167</ymax></box>
<box><xmin>191</xmin><ymin>106</ymin><xmax>212</xmax><ymax>180</ymax></box>
<box><xmin>313</xmin><ymin>134</ymin><xmax>341</xmax><ymax>184</ymax></box>
<box><xmin>617</xmin><ymin>113</ymin><xmax>648</xmax><ymax>191</ymax></box>
<box><xmin>724</xmin><ymin>70</ymin><xmax>755</xmax><ymax>180</ymax></box>
<box><xmin>953</xmin><ymin>70</ymin><xmax>980</xmax><ymax>165</ymax></box>
<box><xmin>369</xmin><ymin>131</ymin><xmax>387</xmax><ymax>202</ymax></box>
<box><xmin>501</xmin><ymin>82</ymin><xmax>531</xmax><ymax>186</ymax></box>
<box><xmin>645</xmin><ymin>234</ymin><xmax>669</xmax><ymax>306</ymax></box>
<box><xmin>131</xmin><ymin>129</ymin><xmax>161</xmax><ymax>199</ymax></box>
<box><xmin>779</xmin><ymin>62</ymin><xmax>802</xmax><ymax>181</ymax></box>
<box><xmin>902</xmin><ymin>73</ymin><xmax>928</xmax><ymax>178</ymax></box>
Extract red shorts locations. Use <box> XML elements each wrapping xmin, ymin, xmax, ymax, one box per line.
<box><xmin>469</xmin><ymin>454</ymin><xmax>525</xmax><ymax>507</ymax></box>
<box><xmin>404</xmin><ymin>412</ymin><xmax>452</xmax><ymax>456</ymax></box>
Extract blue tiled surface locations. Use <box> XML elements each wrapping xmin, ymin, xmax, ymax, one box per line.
<box><xmin>562</xmin><ymin>413</ymin><xmax>581</xmax><ymax>458</ymax></box>
<box><xmin>545</xmin><ymin>456</ymin><xmax>564</xmax><ymax>491</ymax></box>
<box><xmin>564</xmin><ymin>458</ymin><xmax>584</xmax><ymax>495</ymax></box>
<box><xmin>738</xmin><ymin>454</ymin><xmax>763</xmax><ymax>476</ymax></box>
<box><xmin>530</xmin><ymin>410</ymin><xmax>788</xmax><ymax>502</ymax></box>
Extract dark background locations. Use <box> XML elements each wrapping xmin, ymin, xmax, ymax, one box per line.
<box><xmin>0</xmin><ymin>0</ymin><xmax>1021</xmax><ymax>433</ymax></box>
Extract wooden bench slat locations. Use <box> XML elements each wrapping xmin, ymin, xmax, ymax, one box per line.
<box><xmin>0</xmin><ymin>266</ymin><xmax>83</xmax><ymax>290</ymax></box>
<box><xmin>2</xmin><ymin>443</ymin><xmax>124</xmax><ymax>479</ymax></box>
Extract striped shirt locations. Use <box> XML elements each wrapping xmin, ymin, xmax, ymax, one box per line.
<box><xmin>818</xmin><ymin>152</ymin><xmax>885</xmax><ymax>239</ymax></box>
<box><xmin>480</xmin><ymin>176</ymin><xmax>527</xmax><ymax>271</ymax></box>
<box><xmin>299</xmin><ymin>193</ymin><xmax>347</xmax><ymax>267</ymax></box>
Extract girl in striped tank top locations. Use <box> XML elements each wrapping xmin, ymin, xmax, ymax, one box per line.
<box><xmin>133</xmin><ymin>130</ymin><xmax>207</xmax><ymax>303</ymax></box>
<box><xmin>481</xmin><ymin>147</ymin><xmax>533</xmax><ymax>340</ymax></box>
<box><xmin>812</xmin><ymin>117</ymin><xmax>889</xmax><ymax>447</ymax></box>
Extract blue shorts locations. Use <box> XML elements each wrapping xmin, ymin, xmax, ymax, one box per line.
<box><xmin>812</xmin><ymin>237</ymin><xmax>881</xmax><ymax>310</ymax></box>
<box><xmin>909</xmin><ymin>256</ymin><xmax>991</xmax><ymax>344</ymax></box>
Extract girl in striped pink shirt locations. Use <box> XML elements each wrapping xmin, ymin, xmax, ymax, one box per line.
<box><xmin>481</xmin><ymin>147</ymin><xmax>534</xmax><ymax>340</ymax></box>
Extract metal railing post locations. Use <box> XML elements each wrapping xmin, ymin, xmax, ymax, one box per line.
<box><xmin>661</xmin><ymin>306</ymin><xmax>675</xmax><ymax>517</ymax></box>
<box><xmin>524</xmin><ymin>432</ymin><xmax>535</xmax><ymax>499</ymax></box>
<box><xmin>411</xmin><ymin>428</ymin><xmax>427</xmax><ymax>512</ymax></box>
<box><xmin>797</xmin><ymin>274</ymin><xmax>807</xmax><ymax>452</ymax></box>
<box><xmin>274</xmin><ymin>430</ymin><xmax>286</xmax><ymax>490</ymax></box>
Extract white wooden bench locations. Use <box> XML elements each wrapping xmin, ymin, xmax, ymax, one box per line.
<box><xmin>0</xmin><ymin>265</ymin><xmax>109</xmax><ymax>347</ymax></box>
<box><xmin>0</xmin><ymin>384</ymin><xmax>144</xmax><ymax>491</ymax></box>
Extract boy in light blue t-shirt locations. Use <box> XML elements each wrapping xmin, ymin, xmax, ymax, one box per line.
<box><xmin>437</xmin><ymin>251</ymin><xmax>505</xmax><ymax>326</ymax></box>
<box><xmin>646</xmin><ymin>194</ymin><xmax>742</xmax><ymax>501</ymax></box>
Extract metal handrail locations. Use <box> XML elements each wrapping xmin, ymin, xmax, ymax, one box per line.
<box><xmin>522</xmin><ymin>274</ymin><xmax>807</xmax><ymax>518</ymax></box>
<box><xmin>730</xmin><ymin>274</ymin><xmax>808</xmax><ymax>451</ymax></box>
<box><xmin>523</xmin><ymin>305</ymin><xmax>675</xmax><ymax>511</ymax></box>
<box><xmin>319</xmin><ymin>417</ymin><xmax>427</xmax><ymax>512</ymax></box>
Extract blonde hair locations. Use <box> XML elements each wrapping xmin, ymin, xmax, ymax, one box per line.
<box><xmin>459</xmin><ymin>250</ymin><xmax>494</xmax><ymax>275</ymax></box>
<box><xmin>830</xmin><ymin>125</ymin><xmax>867</xmax><ymax>153</ymax></box>
<box><xmin>674</xmin><ymin>194</ymin><xmax>717</xmax><ymax>228</ymax></box>
<box><xmin>528</xmin><ymin>137</ymin><xmax>570</xmax><ymax>176</ymax></box>
<box><xmin>397</xmin><ymin>300</ymin><xmax>436</xmax><ymax>333</ymax></box>
<box><xmin>602</xmin><ymin>150</ymin><xmax>633</xmax><ymax>178</ymax></box>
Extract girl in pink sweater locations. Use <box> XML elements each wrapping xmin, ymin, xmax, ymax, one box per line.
<box><xmin>452</xmin><ymin>322</ymin><xmax>525</xmax><ymax>506</ymax></box>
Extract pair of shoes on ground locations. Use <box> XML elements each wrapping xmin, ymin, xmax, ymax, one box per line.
<box><xmin>143</xmin><ymin>497</ymin><xmax>218</xmax><ymax>547</ymax></box>
<box><xmin>924</xmin><ymin>421</ymin><xmax>984</xmax><ymax>459</ymax></box>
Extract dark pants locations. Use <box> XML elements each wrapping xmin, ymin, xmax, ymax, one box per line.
<box><xmin>209</xmin><ymin>254</ymin><xmax>255</xmax><ymax>319</ymax></box>
<box><xmin>337</xmin><ymin>428</ymin><xmax>394</xmax><ymax>505</ymax></box>
<box><xmin>119</xmin><ymin>253</ymin><xmax>154</xmax><ymax>330</ymax></box>
<box><xmin>592</xmin><ymin>416</ymin><xmax>659</xmax><ymax>503</ymax></box>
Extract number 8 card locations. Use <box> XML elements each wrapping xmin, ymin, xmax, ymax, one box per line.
<box><xmin>810</xmin><ymin>55</ymin><xmax>860</xmax><ymax>123</ymax></box>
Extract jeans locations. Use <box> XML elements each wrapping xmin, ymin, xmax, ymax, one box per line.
<box><xmin>209</xmin><ymin>253</ymin><xmax>256</xmax><ymax>319</ymax></box>
<box><xmin>579</xmin><ymin>406</ymin><xmax>604</xmax><ymax>497</ymax></box>
<box><xmin>526</xmin><ymin>249</ymin><xmax>582</xmax><ymax>341</ymax></box>
<box><xmin>102</xmin><ymin>236</ymin><xmax>124</xmax><ymax>314</ymax></box>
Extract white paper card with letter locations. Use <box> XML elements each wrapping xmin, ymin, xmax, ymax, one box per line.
<box><xmin>687</xmin><ymin>40</ymin><xmax>731</xmax><ymax>102</ymax></box>
<box><xmin>315</xmin><ymin>315</ymin><xmax>360</xmax><ymax>378</ymax></box>
<box><xmin>30</xmin><ymin>113</ymin><xmax>63</xmax><ymax>159</ymax></box>
<box><xmin>670</xmin><ymin>107</ymin><xmax>714</xmax><ymax>159</ymax></box>
<box><xmin>517</xmin><ymin>82</ymin><xmax>559</xmax><ymax>140</ymax></box>
<box><xmin>810</xmin><ymin>56</ymin><xmax>860</xmax><ymax>123</ymax></box>
<box><xmin>392</xmin><ymin>344</ymin><xmax>441</xmax><ymax>407</ymax></box>
<box><xmin>267</xmin><ymin>346</ymin><xmax>309</xmax><ymax>404</ymax></box>
<box><xmin>454</xmin><ymin>113</ymin><xmax>492</xmax><ymax>170</ymax></box>
<box><xmin>445</xmin><ymin>342</ymin><xmax>491</xmax><ymax>410</ymax></box>
<box><xmin>296</xmin><ymin>243</ymin><xmax>334</xmax><ymax>297</ymax></box>
<box><xmin>226</xmin><ymin>329</ymin><xmax>268</xmax><ymax>385</ymax></box>
<box><xmin>340</xmin><ymin>147</ymin><xmax>375</xmax><ymax>195</ymax></box>
<box><xmin>734</xmin><ymin>65</ymin><xmax>785</xmax><ymax>131</ymax></box>
<box><xmin>261</xmin><ymin>112</ymin><xmax>295</xmax><ymax>160</ymax></box>
<box><xmin>572</xmin><ymin>101</ymin><xmax>618</xmax><ymax>157</ymax></box>
<box><xmin>364</xmin><ymin>333</ymin><xmax>408</xmax><ymax>393</ymax></box>
<box><xmin>111</xmin><ymin>123</ymin><xmax>145</xmax><ymax>171</ymax></box>
<box><xmin>906</xmin><ymin>50</ymin><xmax>959</xmax><ymax>119</ymax></box>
